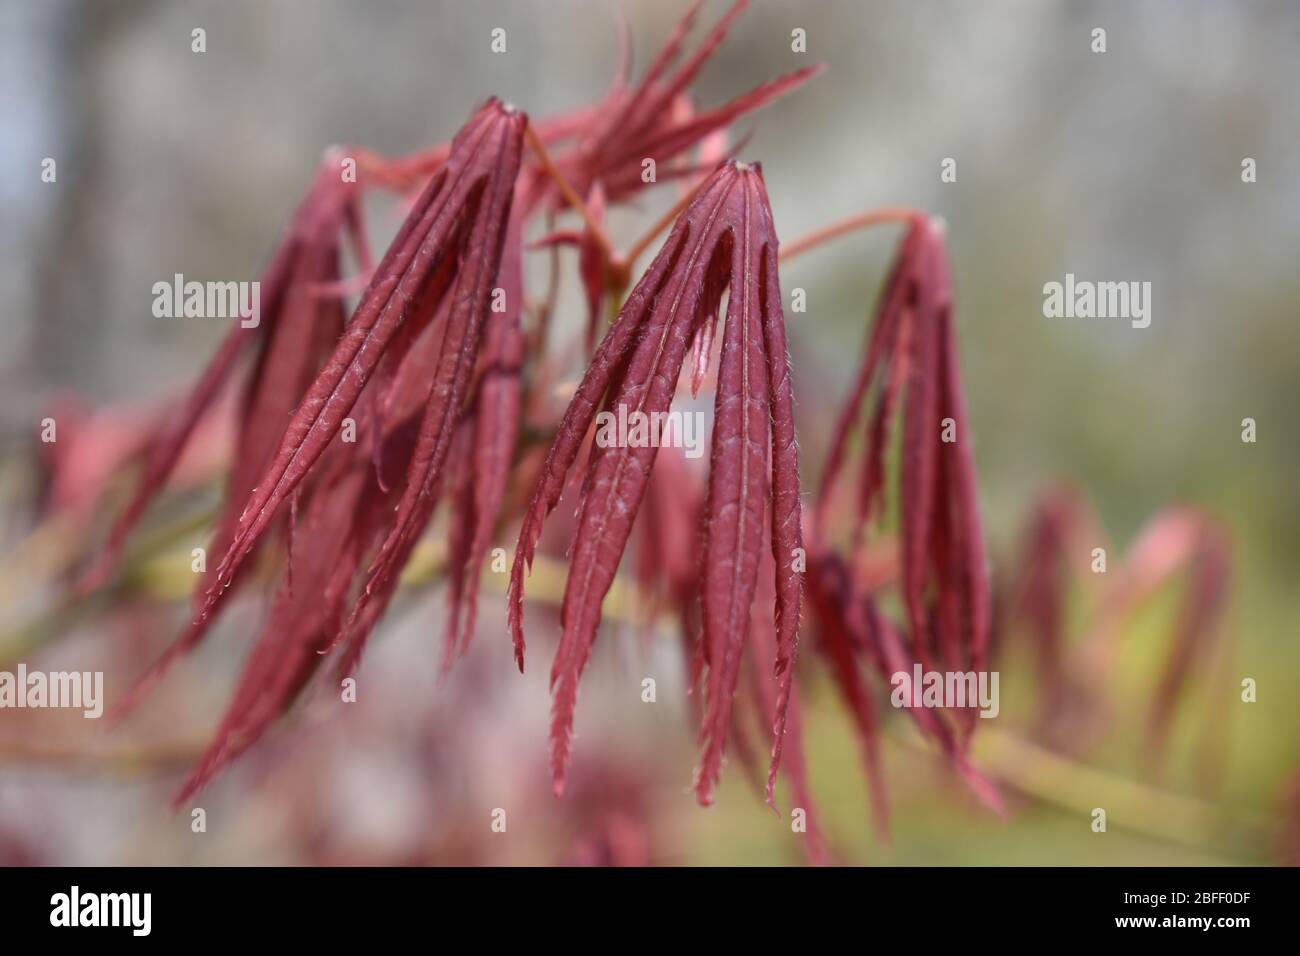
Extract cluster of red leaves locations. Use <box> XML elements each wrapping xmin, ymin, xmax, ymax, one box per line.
<box><xmin>805</xmin><ymin>214</ymin><xmax>1003</xmax><ymax>826</ymax></box>
<box><xmin>32</xmin><ymin>0</ymin><xmax>1255</xmax><ymax>865</ymax></box>
<box><xmin>136</xmin><ymin>102</ymin><xmax>525</xmax><ymax>802</ymax></box>
<box><xmin>172</xmin><ymin>102</ymin><xmax>529</xmax><ymax>802</ymax></box>
<box><xmin>83</xmin><ymin>1</ymin><xmax>821</xmax><ymax>808</ymax></box>
<box><xmin>533</xmin><ymin>0</ymin><xmax>821</xmax><ymax>343</ymax></box>
<box><xmin>508</xmin><ymin>160</ymin><xmax>803</xmax><ymax>805</ymax></box>
<box><xmin>816</xmin><ymin>215</ymin><xmax>989</xmax><ymax>681</ymax></box>
<box><xmin>547</xmin><ymin>0</ymin><xmax>818</xmax><ymax>208</ymax></box>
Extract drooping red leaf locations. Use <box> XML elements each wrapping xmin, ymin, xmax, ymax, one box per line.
<box><xmin>173</xmin><ymin>455</ymin><xmax>371</xmax><ymax>805</ymax></box>
<box><xmin>173</xmin><ymin>307</ymin><xmax>476</xmax><ymax>799</ymax></box>
<box><xmin>932</xmin><ymin>261</ymin><xmax>990</xmax><ymax>682</ymax></box>
<box><xmin>442</xmin><ymin>204</ymin><xmax>526</xmax><ymax>670</ymax></box>
<box><xmin>809</xmin><ymin>215</ymin><xmax>1001</xmax><ymax>809</ymax></box>
<box><xmin>336</xmin><ymin>107</ymin><xmax>524</xmax><ymax>669</ymax></box>
<box><xmin>330</xmin><ymin>310</ymin><xmax>458</xmax><ymax>679</ymax></box>
<box><xmin>816</xmin><ymin>222</ymin><xmax>921</xmax><ymax>540</ymax></box>
<box><xmin>819</xmin><ymin>219</ymin><xmax>991</xmax><ymax>677</ymax></box>
<box><xmin>509</xmin><ymin>160</ymin><xmax>803</xmax><ymax>799</ymax></box>
<box><xmin>199</xmin><ymin>99</ymin><xmax>525</xmax><ymax>630</ymax></box>
<box><xmin>1006</xmin><ymin>484</ymin><xmax>1101</xmax><ymax>739</ymax></box>
<box><xmin>758</xmin><ymin>225</ymin><xmax>806</xmax><ymax>801</ymax></box>
<box><xmin>694</xmin><ymin>182</ymin><xmax>774</xmax><ymax>805</ymax></box>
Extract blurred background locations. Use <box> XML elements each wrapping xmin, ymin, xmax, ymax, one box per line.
<box><xmin>1</xmin><ymin>0</ymin><xmax>1297</xmax><ymax>865</ymax></box>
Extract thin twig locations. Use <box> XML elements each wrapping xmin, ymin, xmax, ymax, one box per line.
<box><xmin>779</xmin><ymin>207</ymin><xmax>922</xmax><ymax>263</ymax></box>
